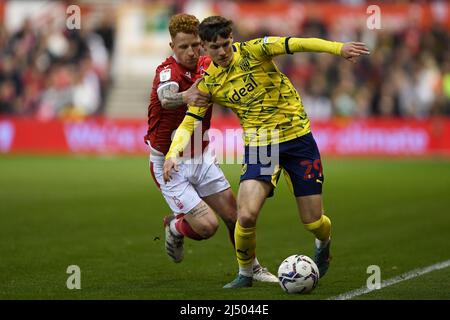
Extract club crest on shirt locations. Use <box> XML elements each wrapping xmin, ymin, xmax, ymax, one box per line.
<box><xmin>239</xmin><ymin>58</ymin><xmax>251</xmax><ymax>72</ymax></box>
<box><xmin>160</xmin><ymin>69</ymin><xmax>171</xmax><ymax>82</ymax></box>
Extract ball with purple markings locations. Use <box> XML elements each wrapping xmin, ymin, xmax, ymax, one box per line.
<box><xmin>277</xmin><ymin>254</ymin><xmax>320</xmax><ymax>294</ymax></box>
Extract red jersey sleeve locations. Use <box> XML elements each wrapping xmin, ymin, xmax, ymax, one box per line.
<box><xmin>155</xmin><ymin>61</ymin><xmax>182</xmax><ymax>97</ymax></box>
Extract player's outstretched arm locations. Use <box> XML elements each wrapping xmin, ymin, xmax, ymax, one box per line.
<box><xmin>256</xmin><ymin>37</ymin><xmax>369</xmax><ymax>61</ymax></box>
<box><xmin>290</xmin><ymin>38</ymin><xmax>370</xmax><ymax>59</ymax></box>
<box><xmin>163</xmin><ymin>120</ymin><xmax>195</xmax><ymax>183</ymax></box>
<box><xmin>159</xmin><ymin>79</ymin><xmax>210</xmax><ymax>109</ymax></box>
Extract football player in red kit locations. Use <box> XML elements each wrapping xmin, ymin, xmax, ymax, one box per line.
<box><xmin>144</xmin><ymin>13</ymin><xmax>277</xmax><ymax>283</ymax></box>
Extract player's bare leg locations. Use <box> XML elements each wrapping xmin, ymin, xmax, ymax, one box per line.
<box><xmin>224</xmin><ymin>180</ymin><xmax>272</xmax><ymax>288</ymax></box>
<box><xmin>164</xmin><ymin>201</ymin><xmax>218</xmax><ymax>263</ymax></box>
<box><xmin>202</xmin><ymin>188</ymin><xmax>236</xmax><ymax>244</ymax></box>
<box><xmin>183</xmin><ymin>201</ymin><xmax>219</xmax><ymax>239</ymax></box>
<box><xmin>296</xmin><ymin>194</ymin><xmax>332</xmax><ymax>278</ymax></box>
<box><xmin>203</xmin><ymin>188</ymin><xmax>278</xmax><ymax>283</ymax></box>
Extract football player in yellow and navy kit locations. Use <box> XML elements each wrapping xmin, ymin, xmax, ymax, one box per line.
<box><xmin>163</xmin><ymin>16</ymin><xmax>370</xmax><ymax>288</ymax></box>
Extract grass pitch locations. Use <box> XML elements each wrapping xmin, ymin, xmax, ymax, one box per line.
<box><xmin>0</xmin><ymin>155</ymin><xmax>449</xmax><ymax>299</ymax></box>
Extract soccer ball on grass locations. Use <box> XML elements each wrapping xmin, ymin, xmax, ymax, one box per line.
<box><xmin>277</xmin><ymin>254</ymin><xmax>319</xmax><ymax>294</ymax></box>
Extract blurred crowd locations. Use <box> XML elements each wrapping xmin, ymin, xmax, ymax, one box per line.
<box><xmin>1</xmin><ymin>0</ymin><xmax>450</xmax><ymax>120</ymax></box>
<box><xmin>0</xmin><ymin>14</ymin><xmax>115</xmax><ymax>120</ymax></box>
<box><xmin>231</xmin><ymin>18</ymin><xmax>450</xmax><ymax>119</ymax></box>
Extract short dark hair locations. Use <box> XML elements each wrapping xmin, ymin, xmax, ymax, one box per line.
<box><xmin>198</xmin><ymin>16</ymin><xmax>233</xmax><ymax>42</ymax></box>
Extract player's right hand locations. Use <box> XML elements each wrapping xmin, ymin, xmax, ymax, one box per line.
<box><xmin>341</xmin><ymin>42</ymin><xmax>370</xmax><ymax>63</ymax></box>
<box><xmin>163</xmin><ymin>157</ymin><xmax>179</xmax><ymax>183</ymax></box>
<box><xmin>182</xmin><ymin>78</ymin><xmax>211</xmax><ymax>107</ymax></box>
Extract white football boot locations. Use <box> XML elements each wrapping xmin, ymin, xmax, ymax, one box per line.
<box><xmin>252</xmin><ymin>265</ymin><xmax>279</xmax><ymax>283</ymax></box>
<box><xmin>163</xmin><ymin>215</ymin><xmax>184</xmax><ymax>263</ymax></box>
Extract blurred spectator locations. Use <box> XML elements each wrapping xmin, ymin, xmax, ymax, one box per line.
<box><xmin>72</xmin><ymin>56</ymin><xmax>101</xmax><ymax>116</ymax></box>
<box><xmin>93</xmin><ymin>12</ymin><xmax>116</xmax><ymax>114</ymax></box>
<box><xmin>0</xmin><ymin>7</ymin><xmax>115</xmax><ymax>120</ymax></box>
<box><xmin>302</xmin><ymin>74</ymin><xmax>333</xmax><ymax>119</ymax></box>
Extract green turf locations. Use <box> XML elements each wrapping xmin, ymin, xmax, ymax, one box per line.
<box><xmin>0</xmin><ymin>155</ymin><xmax>449</xmax><ymax>299</ymax></box>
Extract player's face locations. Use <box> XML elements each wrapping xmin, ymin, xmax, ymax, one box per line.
<box><xmin>170</xmin><ymin>32</ymin><xmax>201</xmax><ymax>71</ymax></box>
<box><xmin>203</xmin><ymin>35</ymin><xmax>234</xmax><ymax>68</ymax></box>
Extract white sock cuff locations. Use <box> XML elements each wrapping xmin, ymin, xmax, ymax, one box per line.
<box><xmin>315</xmin><ymin>237</ymin><xmax>330</xmax><ymax>249</ymax></box>
<box><xmin>252</xmin><ymin>257</ymin><xmax>260</xmax><ymax>269</ymax></box>
<box><xmin>239</xmin><ymin>266</ymin><xmax>253</xmax><ymax>277</ymax></box>
<box><xmin>169</xmin><ymin>219</ymin><xmax>182</xmax><ymax>237</ymax></box>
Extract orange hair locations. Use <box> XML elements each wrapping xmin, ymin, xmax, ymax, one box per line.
<box><xmin>168</xmin><ymin>13</ymin><xmax>199</xmax><ymax>39</ymax></box>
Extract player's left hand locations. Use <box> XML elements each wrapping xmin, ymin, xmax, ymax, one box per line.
<box><xmin>341</xmin><ymin>42</ymin><xmax>370</xmax><ymax>63</ymax></box>
<box><xmin>163</xmin><ymin>157</ymin><xmax>179</xmax><ymax>183</ymax></box>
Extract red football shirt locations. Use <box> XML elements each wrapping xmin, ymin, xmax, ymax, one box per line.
<box><xmin>145</xmin><ymin>55</ymin><xmax>212</xmax><ymax>156</ymax></box>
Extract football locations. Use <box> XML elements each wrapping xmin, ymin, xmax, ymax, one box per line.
<box><xmin>278</xmin><ymin>254</ymin><xmax>320</xmax><ymax>294</ymax></box>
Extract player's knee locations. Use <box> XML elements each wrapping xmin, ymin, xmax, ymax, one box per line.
<box><xmin>197</xmin><ymin>219</ymin><xmax>219</xmax><ymax>239</ymax></box>
<box><xmin>237</xmin><ymin>208</ymin><xmax>257</xmax><ymax>227</ymax></box>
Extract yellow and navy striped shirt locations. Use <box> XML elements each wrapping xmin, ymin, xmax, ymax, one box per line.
<box><xmin>167</xmin><ymin>37</ymin><xmax>343</xmax><ymax>158</ymax></box>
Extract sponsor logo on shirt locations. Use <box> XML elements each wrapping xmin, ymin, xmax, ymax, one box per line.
<box><xmin>228</xmin><ymin>76</ymin><xmax>258</xmax><ymax>103</ymax></box>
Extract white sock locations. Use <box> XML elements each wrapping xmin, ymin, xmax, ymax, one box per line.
<box><xmin>169</xmin><ymin>219</ymin><xmax>182</xmax><ymax>237</ymax></box>
<box><xmin>315</xmin><ymin>237</ymin><xmax>330</xmax><ymax>249</ymax></box>
<box><xmin>239</xmin><ymin>266</ymin><xmax>253</xmax><ymax>277</ymax></box>
<box><xmin>252</xmin><ymin>257</ymin><xmax>261</xmax><ymax>270</ymax></box>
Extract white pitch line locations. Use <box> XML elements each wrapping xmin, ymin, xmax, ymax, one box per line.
<box><xmin>328</xmin><ymin>259</ymin><xmax>450</xmax><ymax>300</ymax></box>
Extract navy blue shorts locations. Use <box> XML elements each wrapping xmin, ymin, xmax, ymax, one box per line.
<box><xmin>240</xmin><ymin>132</ymin><xmax>324</xmax><ymax>197</ymax></box>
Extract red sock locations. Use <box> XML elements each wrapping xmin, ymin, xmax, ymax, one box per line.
<box><xmin>175</xmin><ymin>216</ymin><xmax>204</xmax><ymax>240</ymax></box>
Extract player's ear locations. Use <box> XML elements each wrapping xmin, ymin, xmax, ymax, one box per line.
<box><xmin>229</xmin><ymin>32</ymin><xmax>233</xmax><ymax>42</ymax></box>
<box><xmin>169</xmin><ymin>41</ymin><xmax>174</xmax><ymax>50</ymax></box>
<box><xmin>199</xmin><ymin>42</ymin><xmax>206</xmax><ymax>55</ymax></box>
